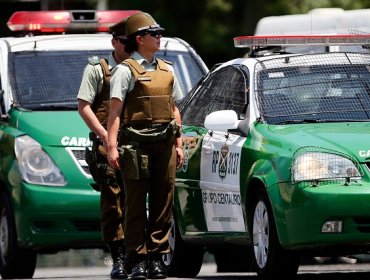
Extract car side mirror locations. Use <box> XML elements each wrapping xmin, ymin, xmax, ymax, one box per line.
<box><xmin>204</xmin><ymin>110</ymin><xmax>240</xmax><ymax>132</ymax></box>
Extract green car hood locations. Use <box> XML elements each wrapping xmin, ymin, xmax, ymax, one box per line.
<box><xmin>268</xmin><ymin>122</ymin><xmax>370</xmax><ymax>162</ymax></box>
<box><xmin>13</xmin><ymin>110</ymin><xmax>90</xmax><ymax>147</ymax></box>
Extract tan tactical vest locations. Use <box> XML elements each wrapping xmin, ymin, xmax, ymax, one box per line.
<box><xmin>91</xmin><ymin>58</ymin><xmax>111</xmax><ymax>127</ymax></box>
<box><xmin>122</xmin><ymin>58</ymin><xmax>175</xmax><ymax>125</ymax></box>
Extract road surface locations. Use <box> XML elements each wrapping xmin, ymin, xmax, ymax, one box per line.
<box><xmin>29</xmin><ymin>262</ymin><xmax>370</xmax><ymax>280</ymax></box>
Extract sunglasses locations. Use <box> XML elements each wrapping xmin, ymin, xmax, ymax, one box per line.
<box><xmin>141</xmin><ymin>30</ymin><xmax>163</xmax><ymax>38</ymax></box>
<box><xmin>116</xmin><ymin>38</ymin><xmax>127</xmax><ymax>44</ymax></box>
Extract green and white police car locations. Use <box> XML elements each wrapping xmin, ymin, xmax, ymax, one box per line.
<box><xmin>165</xmin><ymin>35</ymin><xmax>370</xmax><ymax>279</ymax></box>
<box><xmin>0</xmin><ymin>10</ymin><xmax>208</xmax><ymax>279</ymax></box>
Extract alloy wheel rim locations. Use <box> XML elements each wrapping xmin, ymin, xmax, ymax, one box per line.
<box><xmin>253</xmin><ymin>200</ymin><xmax>269</xmax><ymax>268</ymax></box>
<box><xmin>0</xmin><ymin>208</ymin><xmax>9</xmax><ymax>264</ymax></box>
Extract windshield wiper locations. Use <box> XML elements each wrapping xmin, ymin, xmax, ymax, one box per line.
<box><xmin>23</xmin><ymin>102</ymin><xmax>77</xmax><ymax>111</ymax></box>
<box><xmin>276</xmin><ymin>118</ymin><xmax>370</xmax><ymax>124</ymax></box>
<box><xmin>276</xmin><ymin>119</ymin><xmax>319</xmax><ymax>124</ymax></box>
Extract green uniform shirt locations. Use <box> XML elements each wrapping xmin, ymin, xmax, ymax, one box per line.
<box><xmin>110</xmin><ymin>52</ymin><xmax>183</xmax><ymax>102</ymax></box>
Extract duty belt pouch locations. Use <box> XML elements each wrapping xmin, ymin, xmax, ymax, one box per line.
<box><xmin>140</xmin><ymin>153</ymin><xmax>150</xmax><ymax>178</ymax></box>
<box><xmin>118</xmin><ymin>145</ymin><xmax>150</xmax><ymax>180</ymax></box>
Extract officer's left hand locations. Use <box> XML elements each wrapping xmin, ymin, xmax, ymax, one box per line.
<box><xmin>176</xmin><ymin>147</ymin><xmax>184</xmax><ymax>169</ymax></box>
<box><xmin>108</xmin><ymin>146</ymin><xmax>120</xmax><ymax>170</ymax></box>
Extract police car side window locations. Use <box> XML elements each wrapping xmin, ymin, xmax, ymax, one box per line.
<box><xmin>181</xmin><ymin>65</ymin><xmax>249</xmax><ymax>126</ymax></box>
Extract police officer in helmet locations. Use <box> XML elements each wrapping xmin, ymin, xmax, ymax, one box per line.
<box><xmin>77</xmin><ymin>17</ymin><xmax>131</xmax><ymax>279</ymax></box>
<box><xmin>107</xmin><ymin>12</ymin><xmax>184</xmax><ymax>280</ymax></box>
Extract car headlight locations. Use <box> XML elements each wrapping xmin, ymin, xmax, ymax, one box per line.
<box><xmin>292</xmin><ymin>152</ymin><xmax>361</xmax><ymax>183</ymax></box>
<box><xmin>15</xmin><ymin>135</ymin><xmax>67</xmax><ymax>186</ymax></box>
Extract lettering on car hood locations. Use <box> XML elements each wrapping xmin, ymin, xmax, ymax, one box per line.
<box><xmin>15</xmin><ymin>111</ymin><xmax>90</xmax><ymax>147</ymax></box>
<box><xmin>60</xmin><ymin>136</ymin><xmax>90</xmax><ymax>147</ymax></box>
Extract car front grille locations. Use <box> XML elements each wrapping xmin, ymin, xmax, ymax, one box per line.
<box><xmin>65</xmin><ymin>147</ymin><xmax>91</xmax><ymax>177</ymax></box>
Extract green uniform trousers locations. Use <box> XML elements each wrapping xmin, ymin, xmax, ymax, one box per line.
<box><xmin>121</xmin><ymin>138</ymin><xmax>176</xmax><ymax>256</ymax></box>
<box><xmin>100</xmin><ymin>180</ymin><xmax>125</xmax><ymax>242</ymax></box>
<box><xmin>94</xmin><ymin>140</ymin><xmax>125</xmax><ymax>242</ymax></box>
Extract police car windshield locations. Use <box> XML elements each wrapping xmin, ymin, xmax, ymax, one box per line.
<box><xmin>10</xmin><ymin>49</ymin><xmax>204</xmax><ymax>111</ymax></box>
<box><xmin>10</xmin><ymin>50</ymin><xmax>110</xmax><ymax>110</ymax></box>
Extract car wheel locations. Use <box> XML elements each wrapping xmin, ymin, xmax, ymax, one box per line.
<box><xmin>162</xmin><ymin>215</ymin><xmax>204</xmax><ymax>277</ymax></box>
<box><xmin>251</xmin><ymin>191</ymin><xmax>299</xmax><ymax>280</ymax></box>
<box><xmin>213</xmin><ymin>246</ymin><xmax>254</xmax><ymax>272</ymax></box>
<box><xmin>0</xmin><ymin>191</ymin><xmax>37</xmax><ymax>279</ymax></box>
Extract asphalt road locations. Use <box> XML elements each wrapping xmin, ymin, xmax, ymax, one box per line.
<box><xmin>28</xmin><ymin>262</ymin><xmax>370</xmax><ymax>280</ymax></box>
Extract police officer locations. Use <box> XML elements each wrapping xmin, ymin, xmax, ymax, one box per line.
<box><xmin>77</xmin><ymin>17</ymin><xmax>131</xmax><ymax>279</ymax></box>
<box><xmin>107</xmin><ymin>12</ymin><xmax>184</xmax><ymax>280</ymax></box>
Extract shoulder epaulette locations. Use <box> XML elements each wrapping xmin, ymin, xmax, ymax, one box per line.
<box><xmin>162</xmin><ymin>59</ymin><xmax>173</xmax><ymax>65</ymax></box>
<box><xmin>88</xmin><ymin>55</ymin><xmax>101</xmax><ymax>65</ymax></box>
<box><xmin>156</xmin><ymin>58</ymin><xmax>171</xmax><ymax>72</ymax></box>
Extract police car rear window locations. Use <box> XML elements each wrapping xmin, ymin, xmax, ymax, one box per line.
<box><xmin>255</xmin><ymin>52</ymin><xmax>370</xmax><ymax>124</ymax></box>
<box><xmin>157</xmin><ymin>50</ymin><xmax>205</xmax><ymax>95</ymax></box>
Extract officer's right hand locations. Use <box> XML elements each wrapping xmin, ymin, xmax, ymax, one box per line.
<box><xmin>107</xmin><ymin>146</ymin><xmax>120</xmax><ymax>170</ymax></box>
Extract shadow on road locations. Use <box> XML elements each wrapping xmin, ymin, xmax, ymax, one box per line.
<box><xmin>297</xmin><ymin>271</ymin><xmax>370</xmax><ymax>280</ymax></box>
<box><xmin>195</xmin><ymin>271</ymin><xmax>370</xmax><ymax>280</ymax></box>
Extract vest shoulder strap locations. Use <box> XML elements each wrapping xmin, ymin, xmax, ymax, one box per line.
<box><xmin>124</xmin><ymin>58</ymin><xmax>171</xmax><ymax>73</ymax></box>
<box><xmin>124</xmin><ymin>58</ymin><xmax>146</xmax><ymax>75</ymax></box>
<box><xmin>91</xmin><ymin>58</ymin><xmax>110</xmax><ymax>113</ymax></box>
<box><xmin>99</xmin><ymin>58</ymin><xmax>112</xmax><ymax>78</ymax></box>
<box><xmin>156</xmin><ymin>58</ymin><xmax>170</xmax><ymax>72</ymax></box>
<box><xmin>162</xmin><ymin>58</ymin><xmax>173</xmax><ymax>65</ymax></box>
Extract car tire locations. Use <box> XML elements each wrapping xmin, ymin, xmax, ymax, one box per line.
<box><xmin>0</xmin><ymin>191</ymin><xmax>37</xmax><ymax>279</ymax></box>
<box><xmin>162</xmin><ymin>215</ymin><xmax>204</xmax><ymax>277</ymax></box>
<box><xmin>213</xmin><ymin>246</ymin><xmax>254</xmax><ymax>272</ymax></box>
<box><xmin>250</xmin><ymin>190</ymin><xmax>299</xmax><ymax>280</ymax></box>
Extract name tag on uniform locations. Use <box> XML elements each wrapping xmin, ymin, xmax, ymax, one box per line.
<box><xmin>138</xmin><ymin>76</ymin><xmax>152</xmax><ymax>81</ymax></box>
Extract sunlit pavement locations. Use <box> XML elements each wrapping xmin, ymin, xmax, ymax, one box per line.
<box><xmin>31</xmin><ymin>262</ymin><xmax>370</xmax><ymax>279</ymax></box>
<box><xmin>32</xmin><ymin>263</ymin><xmax>219</xmax><ymax>279</ymax></box>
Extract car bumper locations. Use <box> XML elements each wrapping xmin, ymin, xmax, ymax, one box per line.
<box><xmin>14</xmin><ymin>182</ymin><xmax>102</xmax><ymax>250</ymax></box>
<box><xmin>275</xmin><ymin>181</ymin><xmax>370</xmax><ymax>251</ymax></box>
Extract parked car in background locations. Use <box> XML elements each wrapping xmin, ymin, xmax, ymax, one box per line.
<box><xmin>164</xmin><ymin>34</ymin><xmax>370</xmax><ymax>280</ymax></box>
<box><xmin>0</xmin><ymin>10</ymin><xmax>208</xmax><ymax>279</ymax></box>
<box><xmin>254</xmin><ymin>7</ymin><xmax>370</xmax><ymax>35</ymax></box>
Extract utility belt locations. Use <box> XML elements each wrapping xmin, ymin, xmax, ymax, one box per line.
<box><xmin>120</xmin><ymin>119</ymin><xmax>177</xmax><ymax>144</ymax></box>
<box><xmin>118</xmin><ymin>120</ymin><xmax>178</xmax><ymax>180</ymax></box>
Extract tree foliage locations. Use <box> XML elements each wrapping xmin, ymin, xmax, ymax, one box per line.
<box><xmin>107</xmin><ymin>0</ymin><xmax>369</xmax><ymax>68</ymax></box>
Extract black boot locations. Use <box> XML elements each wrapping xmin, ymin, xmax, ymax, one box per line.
<box><xmin>108</xmin><ymin>241</ymin><xmax>128</xmax><ymax>279</ymax></box>
<box><xmin>148</xmin><ymin>253</ymin><xmax>167</xmax><ymax>279</ymax></box>
<box><xmin>131</xmin><ymin>254</ymin><xmax>148</xmax><ymax>280</ymax></box>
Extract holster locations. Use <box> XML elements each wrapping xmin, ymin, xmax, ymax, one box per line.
<box><xmin>86</xmin><ymin>132</ymin><xmax>120</xmax><ymax>190</ymax></box>
<box><xmin>118</xmin><ymin>145</ymin><xmax>150</xmax><ymax>180</ymax></box>
<box><xmin>85</xmin><ymin>147</ymin><xmax>100</xmax><ymax>191</ymax></box>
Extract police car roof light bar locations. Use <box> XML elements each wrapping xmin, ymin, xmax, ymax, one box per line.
<box><xmin>7</xmin><ymin>10</ymin><xmax>140</xmax><ymax>33</ymax></box>
<box><xmin>95</xmin><ymin>10</ymin><xmax>140</xmax><ymax>31</ymax></box>
<box><xmin>234</xmin><ymin>34</ymin><xmax>370</xmax><ymax>48</ymax></box>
